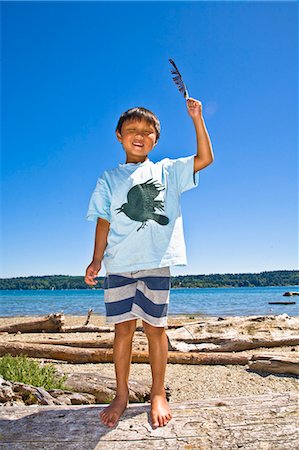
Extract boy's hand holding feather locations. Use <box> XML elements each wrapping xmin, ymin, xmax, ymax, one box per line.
<box><xmin>186</xmin><ymin>97</ymin><xmax>203</xmax><ymax>120</ymax></box>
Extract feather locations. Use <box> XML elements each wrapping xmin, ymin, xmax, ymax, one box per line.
<box><xmin>169</xmin><ymin>58</ymin><xmax>190</xmax><ymax>99</ymax></box>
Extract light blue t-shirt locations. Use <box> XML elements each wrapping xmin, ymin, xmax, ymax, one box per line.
<box><xmin>86</xmin><ymin>155</ymin><xmax>199</xmax><ymax>273</ymax></box>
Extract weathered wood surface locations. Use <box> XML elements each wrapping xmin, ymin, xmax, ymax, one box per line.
<box><xmin>0</xmin><ymin>314</ymin><xmax>64</xmax><ymax>333</ymax></box>
<box><xmin>166</xmin><ymin>315</ymin><xmax>299</xmax><ymax>352</ymax></box>
<box><xmin>0</xmin><ymin>342</ymin><xmax>250</xmax><ymax>365</ymax></box>
<box><xmin>0</xmin><ymin>392</ymin><xmax>297</xmax><ymax>449</ymax></box>
<box><xmin>249</xmin><ymin>354</ymin><xmax>299</xmax><ymax>376</ymax></box>
<box><xmin>0</xmin><ymin>312</ymin><xmax>113</xmax><ymax>334</ymax></box>
<box><xmin>63</xmin><ymin>372</ymin><xmax>155</xmax><ymax>403</ymax></box>
<box><xmin>168</xmin><ymin>336</ymin><xmax>299</xmax><ymax>352</ymax></box>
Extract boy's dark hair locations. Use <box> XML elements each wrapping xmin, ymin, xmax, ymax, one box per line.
<box><xmin>116</xmin><ymin>107</ymin><xmax>161</xmax><ymax>143</ymax></box>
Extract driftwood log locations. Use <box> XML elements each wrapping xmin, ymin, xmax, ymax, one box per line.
<box><xmin>0</xmin><ymin>314</ymin><xmax>64</xmax><ymax>333</ymax></box>
<box><xmin>63</xmin><ymin>372</ymin><xmax>163</xmax><ymax>403</ymax></box>
<box><xmin>0</xmin><ymin>342</ymin><xmax>250</xmax><ymax>365</ymax></box>
<box><xmin>167</xmin><ymin>335</ymin><xmax>299</xmax><ymax>353</ymax></box>
<box><xmin>0</xmin><ymin>392</ymin><xmax>297</xmax><ymax>449</ymax></box>
<box><xmin>29</xmin><ymin>339</ymin><xmax>114</xmax><ymax>348</ymax></box>
<box><xmin>248</xmin><ymin>354</ymin><xmax>299</xmax><ymax>376</ymax></box>
<box><xmin>166</xmin><ymin>315</ymin><xmax>299</xmax><ymax>352</ymax></box>
<box><xmin>0</xmin><ymin>312</ymin><xmax>113</xmax><ymax>334</ymax></box>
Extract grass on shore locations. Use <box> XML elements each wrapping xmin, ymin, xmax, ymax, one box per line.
<box><xmin>0</xmin><ymin>354</ymin><xmax>67</xmax><ymax>389</ymax></box>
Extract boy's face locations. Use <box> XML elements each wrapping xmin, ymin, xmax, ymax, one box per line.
<box><xmin>116</xmin><ymin>118</ymin><xmax>157</xmax><ymax>163</ymax></box>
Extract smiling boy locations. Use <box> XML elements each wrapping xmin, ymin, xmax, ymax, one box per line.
<box><xmin>85</xmin><ymin>98</ymin><xmax>214</xmax><ymax>428</ymax></box>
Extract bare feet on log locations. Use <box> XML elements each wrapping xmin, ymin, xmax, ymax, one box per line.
<box><xmin>150</xmin><ymin>390</ymin><xmax>172</xmax><ymax>428</ymax></box>
<box><xmin>99</xmin><ymin>392</ymin><xmax>129</xmax><ymax>427</ymax></box>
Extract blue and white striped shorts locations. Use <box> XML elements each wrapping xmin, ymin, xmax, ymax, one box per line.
<box><xmin>103</xmin><ymin>266</ymin><xmax>171</xmax><ymax>327</ymax></box>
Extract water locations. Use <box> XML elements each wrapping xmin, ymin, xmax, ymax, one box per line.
<box><xmin>1</xmin><ymin>286</ymin><xmax>298</xmax><ymax>317</ymax></box>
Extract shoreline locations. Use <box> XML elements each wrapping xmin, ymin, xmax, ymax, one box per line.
<box><xmin>1</xmin><ymin>312</ymin><xmax>298</xmax><ymax>320</ymax></box>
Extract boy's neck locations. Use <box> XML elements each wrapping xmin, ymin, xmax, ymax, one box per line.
<box><xmin>125</xmin><ymin>156</ymin><xmax>149</xmax><ymax>164</ymax></box>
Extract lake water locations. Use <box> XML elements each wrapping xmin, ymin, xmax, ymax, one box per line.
<box><xmin>1</xmin><ymin>286</ymin><xmax>298</xmax><ymax>317</ymax></box>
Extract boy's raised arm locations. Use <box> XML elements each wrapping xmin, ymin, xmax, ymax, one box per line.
<box><xmin>186</xmin><ymin>98</ymin><xmax>214</xmax><ymax>173</ymax></box>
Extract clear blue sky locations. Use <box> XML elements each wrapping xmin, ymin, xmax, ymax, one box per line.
<box><xmin>1</xmin><ymin>1</ymin><xmax>298</xmax><ymax>278</ymax></box>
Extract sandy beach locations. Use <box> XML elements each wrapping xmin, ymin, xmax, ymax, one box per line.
<box><xmin>0</xmin><ymin>314</ymin><xmax>298</xmax><ymax>403</ymax></box>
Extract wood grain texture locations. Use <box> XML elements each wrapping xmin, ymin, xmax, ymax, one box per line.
<box><xmin>0</xmin><ymin>392</ymin><xmax>297</xmax><ymax>449</ymax></box>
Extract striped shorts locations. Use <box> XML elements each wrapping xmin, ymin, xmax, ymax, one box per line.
<box><xmin>103</xmin><ymin>267</ymin><xmax>171</xmax><ymax>327</ymax></box>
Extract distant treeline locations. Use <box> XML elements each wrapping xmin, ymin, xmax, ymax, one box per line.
<box><xmin>0</xmin><ymin>270</ymin><xmax>298</xmax><ymax>290</ymax></box>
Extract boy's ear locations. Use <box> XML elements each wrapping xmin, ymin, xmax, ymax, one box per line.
<box><xmin>115</xmin><ymin>130</ymin><xmax>122</xmax><ymax>142</ymax></box>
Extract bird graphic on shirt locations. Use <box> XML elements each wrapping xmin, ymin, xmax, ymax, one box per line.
<box><xmin>115</xmin><ymin>178</ymin><xmax>169</xmax><ymax>231</ymax></box>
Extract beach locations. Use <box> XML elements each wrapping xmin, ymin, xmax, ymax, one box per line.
<box><xmin>0</xmin><ymin>314</ymin><xmax>297</xmax><ymax>403</ymax></box>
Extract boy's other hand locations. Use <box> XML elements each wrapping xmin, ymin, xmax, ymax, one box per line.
<box><xmin>186</xmin><ymin>98</ymin><xmax>202</xmax><ymax>120</ymax></box>
<box><xmin>85</xmin><ymin>260</ymin><xmax>101</xmax><ymax>286</ymax></box>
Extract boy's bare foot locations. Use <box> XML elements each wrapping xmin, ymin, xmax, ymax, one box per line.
<box><xmin>150</xmin><ymin>391</ymin><xmax>172</xmax><ymax>427</ymax></box>
<box><xmin>99</xmin><ymin>393</ymin><xmax>129</xmax><ymax>427</ymax></box>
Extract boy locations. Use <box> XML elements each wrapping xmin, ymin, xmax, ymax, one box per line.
<box><xmin>84</xmin><ymin>98</ymin><xmax>214</xmax><ymax>428</ymax></box>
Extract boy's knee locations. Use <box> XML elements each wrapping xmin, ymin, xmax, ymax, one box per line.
<box><xmin>114</xmin><ymin>319</ymin><xmax>137</xmax><ymax>337</ymax></box>
<box><xmin>142</xmin><ymin>320</ymin><xmax>165</xmax><ymax>337</ymax></box>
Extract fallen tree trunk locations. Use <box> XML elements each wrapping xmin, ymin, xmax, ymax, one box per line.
<box><xmin>1</xmin><ymin>392</ymin><xmax>297</xmax><ymax>449</ymax></box>
<box><xmin>0</xmin><ymin>312</ymin><xmax>113</xmax><ymax>334</ymax></box>
<box><xmin>248</xmin><ymin>354</ymin><xmax>299</xmax><ymax>376</ymax></box>
<box><xmin>168</xmin><ymin>336</ymin><xmax>299</xmax><ymax>353</ymax></box>
<box><xmin>28</xmin><ymin>339</ymin><xmax>114</xmax><ymax>348</ymax></box>
<box><xmin>0</xmin><ymin>342</ymin><xmax>250</xmax><ymax>365</ymax></box>
<box><xmin>63</xmin><ymin>372</ymin><xmax>157</xmax><ymax>403</ymax></box>
<box><xmin>166</xmin><ymin>317</ymin><xmax>299</xmax><ymax>353</ymax></box>
<box><xmin>0</xmin><ymin>313</ymin><xmax>64</xmax><ymax>333</ymax></box>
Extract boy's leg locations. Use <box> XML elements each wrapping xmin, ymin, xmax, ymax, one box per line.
<box><xmin>142</xmin><ymin>320</ymin><xmax>172</xmax><ymax>427</ymax></box>
<box><xmin>99</xmin><ymin>319</ymin><xmax>137</xmax><ymax>427</ymax></box>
